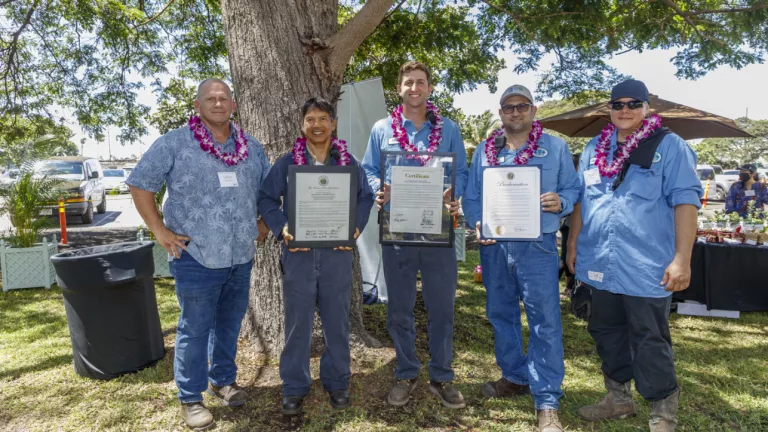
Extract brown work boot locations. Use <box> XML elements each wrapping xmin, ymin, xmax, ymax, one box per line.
<box><xmin>387</xmin><ymin>378</ymin><xmax>418</xmax><ymax>407</ymax></box>
<box><xmin>649</xmin><ymin>388</ymin><xmax>680</xmax><ymax>432</ymax></box>
<box><xmin>180</xmin><ymin>402</ymin><xmax>214</xmax><ymax>430</ymax></box>
<box><xmin>208</xmin><ymin>382</ymin><xmax>247</xmax><ymax>407</ymax></box>
<box><xmin>481</xmin><ymin>377</ymin><xmax>530</xmax><ymax>398</ymax></box>
<box><xmin>537</xmin><ymin>409</ymin><xmax>563</xmax><ymax>432</ymax></box>
<box><xmin>429</xmin><ymin>381</ymin><xmax>466</xmax><ymax>409</ymax></box>
<box><xmin>578</xmin><ymin>374</ymin><xmax>636</xmax><ymax>421</ymax></box>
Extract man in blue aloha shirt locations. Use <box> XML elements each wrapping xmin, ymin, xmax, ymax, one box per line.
<box><xmin>127</xmin><ymin>79</ymin><xmax>270</xmax><ymax>430</ymax></box>
<box><xmin>725</xmin><ymin>164</ymin><xmax>767</xmax><ymax>217</ymax></box>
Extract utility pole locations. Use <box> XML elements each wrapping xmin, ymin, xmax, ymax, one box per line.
<box><xmin>107</xmin><ymin>128</ymin><xmax>112</xmax><ymax>161</ymax></box>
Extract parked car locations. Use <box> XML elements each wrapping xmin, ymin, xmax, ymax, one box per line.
<box><xmin>696</xmin><ymin>164</ymin><xmax>728</xmax><ymax>201</ymax></box>
<box><xmin>720</xmin><ymin>169</ymin><xmax>740</xmax><ymax>192</ymax></box>
<box><xmin>121</xmin><ymin>163</ymin><xmax>136</xmax><ymax>178</ymax></box>
<box><xmin>0</xmin><ymin>168</ymin><xmax>20</xmax><ymax>185</ymax></box>
<box><xmin>34</xmin><ymin>156</ymin><xmax>106</xmax><ymax>224</ymax></box>
<box><xmin>102</xmin><ymin>169</ymin><xmax>129</xmax><ymax>194</ymax></box>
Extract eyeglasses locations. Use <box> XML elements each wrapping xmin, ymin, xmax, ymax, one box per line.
<box><xmin>501</xmin><ymin>103</ymin><xmax>532</xmax><ymax>114</ymax></box>
<box><xmin>610</xmin><ymin>100</ymin><xmax>645</xmax><ymax>111</ymax></box>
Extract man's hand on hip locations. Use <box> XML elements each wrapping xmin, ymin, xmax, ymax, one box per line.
<box><xmin>154</xmin><ymin>226</ymin><xmax>190</xmax><ymax>259</ymax></box>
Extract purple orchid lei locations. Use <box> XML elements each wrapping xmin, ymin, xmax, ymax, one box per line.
<box><xmin>188</xmin><ymin>115</ymin><xmax>249</xmax><ymax>166</ymax></box>
<box><xmin>595</xmin><ymin>114</ymin><xmax>662</xmax><ymax>177</ymax></box>
<box><xmin>483</xmin><ymin>121</ymin><xmax>544</xmax><ymax>166</ymax></box>
<box><xmin>292</xmin><ymin>137</ymin><xmax>351</xmax><ymax>166</ymax></box>
<box><xmin>390</xmin><ymin>101</ymin><xmax>443</xmax><ymax>165</ymax></box>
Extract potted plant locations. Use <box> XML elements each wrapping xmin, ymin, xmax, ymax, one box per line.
<box><xmin>726</xmin><ymin>211</ymin><xmax>741</xmax><ymax>232</ymax></box>
<box><xmin>0</xmin><ymin>172</ymin><xmax>60</xmax><ymax>291</ymax></box>
<box><xmin>137</xmin><ymin>183</ymin><xmax>171</xmax><ymax>278</ymax></box>
<box><xmin>713</xmin><ymin>210</ymin><xmax>727</xmax><ymax>230</ymax></box>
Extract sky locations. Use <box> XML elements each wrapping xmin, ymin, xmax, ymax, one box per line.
<box><xmin>74</xmin><ymin>47</ymin><xmax>768</xmax><ymax>160</ymax></box>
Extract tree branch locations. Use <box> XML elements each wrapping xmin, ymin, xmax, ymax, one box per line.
<box><xmin>326</xmin><ymin>0</ymin><xmax>397</xmax><ymax>78</ymax></box>
<box><xmin>661</xmin><ymin>0</ymin><xmax>727</xmax><ymax>46</ymax></box>
<box><xmin>138</xmin><ymin>0</ymin><xmax>176</xmax><ymax>27</ymax></box>
<box><xmin>1</xmin><ymin>1</ymin><xmax>38</xmax><ymax>88</ymax></box>
<box><xmin>478</xmin><ymin>0</ymin><xmax>535</xmax><ymax>39</ymax></box>
<box><xmin>683</xmin><ymin>3</ymin><xmax>768</xmax><ymax>17</ymax></box>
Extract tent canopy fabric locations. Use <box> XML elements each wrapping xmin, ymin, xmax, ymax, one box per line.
<box><xmin>539</xmin><ymin>95</ymin><xmax>752</xmax><ymax>140</ymax></box>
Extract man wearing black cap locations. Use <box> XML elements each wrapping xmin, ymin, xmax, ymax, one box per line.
<box><xmin>566</xmin><ymin>79</ymin><xmax>703</xmax><ymax>431</ymax></box>
<box><xmin>725</xmin><ymin>164</ymin><xmax>767</xmax><ymax>217</ymax></box>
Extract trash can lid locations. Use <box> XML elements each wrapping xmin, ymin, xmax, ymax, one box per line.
<box><xmin>50</xmin><ymin>241</ymin><xmax>155</xmax><ymax>262</ymax></box>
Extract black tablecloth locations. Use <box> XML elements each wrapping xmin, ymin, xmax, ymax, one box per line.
<box><xmin>674</xmin><ymin>242</ymin><xmax>768</xmax><ymax>312</ymax></box>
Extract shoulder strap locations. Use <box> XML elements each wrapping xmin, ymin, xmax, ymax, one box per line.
<box><xmin>613</xmin><ymin>128</ymin><xmax>671</xmax><ymax>191</ymax></box>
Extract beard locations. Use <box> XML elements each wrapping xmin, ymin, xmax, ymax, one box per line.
<box><xmin>503</xmin><ymin>120</ymin><xmax>528</xmax><ymax>134</ymax></box>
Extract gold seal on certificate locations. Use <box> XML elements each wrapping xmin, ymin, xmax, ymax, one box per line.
<box><xmin>481</xmin><ymin>166</ymin><xmax>543</xmax><ymax>241</ymax></box>
<box><xmin>287</xmin><ymin>165</ymin><xmax>358</xmax><ymax>248</ymax></box>
<box><xmin>379</xmin><ymin>151</ymin><xmax>457</xmax><ymax>247</ymax></box>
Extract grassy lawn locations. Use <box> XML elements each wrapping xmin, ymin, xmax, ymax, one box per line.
<box><xmin>1</xmin><ymin>250</ymin><xmax>767</xmax><ymax>431</ymax></box>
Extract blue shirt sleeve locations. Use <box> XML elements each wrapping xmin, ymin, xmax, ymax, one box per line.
<box><xmin>462</xmin><ymin>143</ymin><xmax>484</xmax><ymax>229</ymax></box>
<box><xmin>725</xmin><ymin>183</ymin><xmax>740</xmax><ymax>214</ymax></box>
<box><xmin>126</xmin><ymin>134</ymin><xmax>176</xmax><ymax>193</ymax></box>
<box><xmin>554</xmin><ymin>139</ymin><xmax>581</xmax><ymax>215</ymax></box>
<box><xmin>355</xmin><ymin>159</ymin><xmax>375</xmax><ymax>232</ymax></box>
<box><xmin>257</xmin><ymin>157</ymin><xmax>289</xmax><ymax>240</ymax></box>
<box><xmin>449</xmin><ymin>121</ymin><xmax>469</xmax><ymax>200</ymax></box>
<box><xmin>362</xmin><ymin>124</ymin><xmax>383</xmax><ymax>192</ymax></box>
<box><xmin>661</xmin><ymin>136</ymin><xmax>703</xmax><ymax>209</ymax></box>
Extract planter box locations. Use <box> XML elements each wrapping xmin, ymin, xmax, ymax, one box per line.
<box><xmin>1</xmin><ymin>236</ymin><xmax>58</xmax><ymax>291</ymax></box>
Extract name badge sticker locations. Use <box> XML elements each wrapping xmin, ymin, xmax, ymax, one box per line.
<box><xmin>584</xmin><ymin>168</ymin><xmax>601</xmax><ymax>187</ymax></box>
<box><xmin>218</xmin><ymin>172</ymin><xmax>239</xmax><ymax>188</ymax></box>
<box><xmin>745</xmin><ymin>190</ymin><xmax>756</xmax><ymax>197</ymax></box>
<box><xmin>387</xmin><ymin>137</ymin><xmax>399</xmax><ymax>145</ymax></box>
<box><xmin>589</xmin><ymin>157</ymin><xmax>597</xmax><ymax>166</ymax></box>
<box><xmin>588</xmin><ymin>271</ymin><xmax>604</xmax><ymax>283</ymax></box>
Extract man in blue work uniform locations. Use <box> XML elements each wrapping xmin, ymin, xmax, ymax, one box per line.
<box><xmin>566</xmin><ymin>80</ymin><xmax>702</xmax><ymax>432</ymax></box>
<box><xmin>258</xmin><ymin>98</ymin><xmax>374</xmax><ymax>415</ymax></box>
<box><xmin>361</xmin><ymin>61</ymin><xmax>468</xmax><ymax>409</ymax></box>
<box><xmin>128</xmin><ymin>79</ymin><xmax>271</xmax><ymax>430</ymax></box>
<box><xmin>463</xmin><ymin>85</ymin><xmax>580</xmax><ymax>432</ymax></box>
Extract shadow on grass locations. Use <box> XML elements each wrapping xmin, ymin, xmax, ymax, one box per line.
<box><xmin>0</xmin><ymin>354</ymin><xmax>73</xmax><ymax>381</ymax></box>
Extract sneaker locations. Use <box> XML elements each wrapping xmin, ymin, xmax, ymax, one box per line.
<box><xmin>428</xmin><ymin>381</ymin><xmax>466</xmax><ymax>409</ymax></box>
<box><xmin>387</xmin><ymin>378</ymin><xmax>418</xmax><ymax>407</ymax></box>
<box><xmin>537</xmin><ymin>409</ymin><xmax>563</xmax><ymax>432</ymax></box>
<box><xmin>208</xmin><ymin>382</ymin><xmax>247</xmax><ymax>407</ymax></box>
<box><xmin>481</xmin><ymin>377</ymin><xmax>530</xmax><ymax>398</ymax></box>
<box><xmin>180</xmin><ymin>402</ymin><xmax>214</xmax><ymax>430</ymax></box>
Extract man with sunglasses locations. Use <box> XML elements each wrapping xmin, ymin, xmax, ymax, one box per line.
<box><xmin>463</xmin><ymin>85</ymin><xmax>581</xmax><ymax>432</ymax></box>
<box><xmin>566</xmin><ymin>80</ymin><xmax>702</xmax><ymax>431</ymax></box>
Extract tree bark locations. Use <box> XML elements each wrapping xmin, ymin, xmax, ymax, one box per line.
<box><xmin>221</xmin><ymin>0</ymin><xmax>393</xmax><ymax>357</ymax></box>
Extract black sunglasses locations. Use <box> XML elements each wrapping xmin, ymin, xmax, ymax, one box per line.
<box><xmin>610</xmin><ymin>100</ymin><xmax>645</xmax><ymax>111</ymax></box>
<box><xmin>501</xmin><ymin>103</ymin><xmax>532</xmax><ymax>114</ymax></box>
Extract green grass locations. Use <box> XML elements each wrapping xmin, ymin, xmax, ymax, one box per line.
<box><xmin>1</xmin><ymin>251</ymin><xmax>767</xmax><ymax>431</ymax></box>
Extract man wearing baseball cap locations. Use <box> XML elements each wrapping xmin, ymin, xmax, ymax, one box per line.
<box><xmin>463</xmin><ymin>84</ymin><xmax>581</xmax><ymax>432</ymax></box>
<box><xmin>566</xmin><ymin>79</ymin><xmax>702</xmax><ymax>431</ymax></box>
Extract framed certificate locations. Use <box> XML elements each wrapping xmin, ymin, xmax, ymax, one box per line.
<box><xmin>287</xmin><ymin>165</ymin><xmax>358</xmax><ymax>248</ymax></box>
<box><xmin>379</xmin><ymin>151</ymin><xmax>456</xmax><ymax>247</ymax></box>
<box><xmin>481</xmin><ymin>165</ymin><xmax>543</xmax><ymax>241</ymax></box>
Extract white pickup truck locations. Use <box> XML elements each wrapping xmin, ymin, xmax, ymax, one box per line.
<box><xmin>696</xmin><ymin>164</ymin><xmax>734</xmax><ymax>201</ymax></box>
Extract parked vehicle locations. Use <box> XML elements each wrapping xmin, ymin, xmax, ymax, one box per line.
<box><xmin>696</xmin><ymin>164</ymin><xmax>728</xmax><ymax>201</ymax></box>
<box><xmin>720</xmin><ymin>170</ymin><xmax>740</xmax><ymax>192</ymax></box>
<box><xmin>102</xmin><ymin>169</ymin><xmax>129</xmax><ymax>194</ymax></box>
<box><xmin>34</xmin><ymin>156</ymin><xmax>106</xmax><ymax>224</ymax></box>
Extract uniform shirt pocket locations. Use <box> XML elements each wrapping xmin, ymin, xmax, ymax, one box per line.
<box><xmin>626</xmin><ymin>164</ymin><xmax>662</xmax><ymax>200</ymax></box>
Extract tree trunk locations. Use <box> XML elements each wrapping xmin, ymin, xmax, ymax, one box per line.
<box><xmin>221</xmin><ymin>0</ymin><xmax>392</xmax><ymax>357</ymax></box>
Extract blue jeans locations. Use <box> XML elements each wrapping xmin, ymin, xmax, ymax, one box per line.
<box><xmin>480</xmin><ymin>233</ymin><xmax>564</xmax><ymax>410</ymax></box>
<box><xmin>169</xmin><ymin>251</ymin><xmax>253</xmax><ymax>403</ymax></box>
<box><xmin>382</xmin><ymin>245</ymin><xmax>457</xmax><ymax>382</ymax></box>
<box><xmin>280</xmin><ymin>247</ymin><xmax>353</xmax><ymax>396</ymax></box>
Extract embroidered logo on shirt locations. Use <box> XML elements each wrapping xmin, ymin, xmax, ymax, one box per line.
<box><xmin>534</xmin><ymin>148</ymin><xmax>548</xmax><ymax>158</ymax></box>
<box><xmin>653</xmin><ymin>152</ymin><xmax>662</xmax><ymax>163</ymax></box>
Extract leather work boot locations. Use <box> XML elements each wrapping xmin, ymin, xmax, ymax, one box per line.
<box><xmin>578</xmin><ymin>373</ymin><xmax>636</xmax><ymax>421</ymax></box>
<box><xmin>537</xmin><ymin>409</ymin><xmax>563</xmax><ymax>432</ymax></box>
<box><xmin>428</xmin><ymin>381</ymin><xmax>466</xmax><ymax>409</ymax></box>
<box><xmin>481</xmin><ymin>377</ymin><xmax>530</xmax><ymax>398</ymax></box>
<box><xmin>387</xmin><ymin>378</ymin><xmax>418</xmax><ymax>407</ymax></box>
<box><xmin>180</xmin><ymin>402</ymin><xmax>214</xmax><ymax>430</ymax></box>
<box><xmin>282</xmin><ymin>395</ymin><xmax>305</xmax><ymax>415</ymax></box>
<box><xmin>208</xmin><ymin>382</ymin><xmax>247</xmax><ymax>407</ymax></box>
<box><xmin>329</xmin><ymin>389</ymin><xmax>351</xmax><ymax>410</ymax></box>
<box><xmin>649</xmin><ymin>388</ymin><xmax>680</xmax><ymax>432</ymax></box>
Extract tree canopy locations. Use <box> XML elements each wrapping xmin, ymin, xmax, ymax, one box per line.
<box><xmin>693</xmin><ymin>117</ymin><xmax>768</xmax><ymax>167</ymax></box>
<box><xmin>0</xmin><ymin>115</ymin><xmax>79</xmax><ymax>167</ymax></box>
<box><xmin>2</xmin><ymin>1</ymin><xmax>768</xmax><ymax>144</ymax></box>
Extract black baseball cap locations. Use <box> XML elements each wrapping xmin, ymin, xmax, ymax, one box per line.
<box><xmin>610</xmin><ymin>79</ymin><xmax>649</xmax><ymax>103</ymax></box>
<box><xmin>738</xmin><ymin>164</ymin><xmax>756</xmax><ymax>172</ymax></box>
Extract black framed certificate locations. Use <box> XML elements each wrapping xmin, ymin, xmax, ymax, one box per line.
<box><xmin>379</xmin><ymin>151</ymin><xmax>456</xmax><ymax>247</ymax></box>
<box><xmin>481</xmin><ymin>165</ymin><xmax>543</xmax><ymax>241</ymax></box>
<box><xmin>287</xmin><ymin>165</ymin><xmax>358</xmax><ymax>248</ymax></box>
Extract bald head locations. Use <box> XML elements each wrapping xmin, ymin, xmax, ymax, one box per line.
<box><xmin>196</xmin><ymin>79</ymin><xmax>233</xmax><ymax>101</ymax></box>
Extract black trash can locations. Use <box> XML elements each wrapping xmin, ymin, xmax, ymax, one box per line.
<box><xmin>50</xmin><ymin>241</ymin><xmax>165</xmax><ymax>380</ymax></box>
